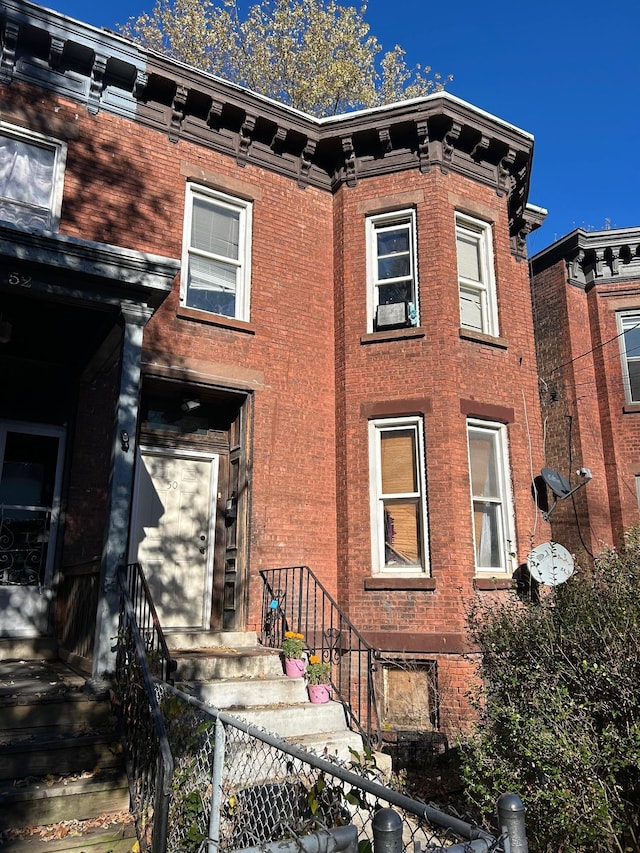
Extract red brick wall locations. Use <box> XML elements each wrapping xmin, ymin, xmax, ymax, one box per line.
<box><xmin>532</xmin><ymin>255</ymin><xmax>640</xmax><ymax>558</ymax></box>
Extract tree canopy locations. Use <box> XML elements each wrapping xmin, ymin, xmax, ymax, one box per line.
<box><xmin>460</xmin><ymin>529</ymin><xmax>640</xmax><ymax>853</ymax></box>
<box><xmin>119</xmin><ymin>0</ymin><xmax>450</xmax><ymax>117</ymax></box>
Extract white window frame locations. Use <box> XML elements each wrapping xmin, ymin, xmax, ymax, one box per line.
<box><xmin>0</xmin><ymin>121</ymin><xmax>67</xmax><ymax>232</ymax></box>
<box><xmin>617</xmin><ymin>311</ymin><xmax>640</xmax><ymax>403</ymax></box>
<box><xmin>366</xmin><ymin>209</ymin><xmax>419</xmax><ymax>332</ymax></box>
<box><xmin>368</xmin><ymin>416</ymin><xmax>429</xmax><ymax>575</ymax></box>
<box><xmin>466</xmin><ymin>419</ymin><xmax>515</xmax><ymax>575</ymax></box>
<box><xmin>456</xmin><ymin>213</ymin><xmax>498</xmax><ymax>337</ymax></box>
<box><xmin>180</xmin><ymin>183</ymin><xmax>252</xmax><ymax>321</ymax></box>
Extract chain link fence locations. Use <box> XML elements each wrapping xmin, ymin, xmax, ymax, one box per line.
<box><xmin>155</xmin><ymin>682</ymin><xmax>518</xmax><ymax>853</ymax></box>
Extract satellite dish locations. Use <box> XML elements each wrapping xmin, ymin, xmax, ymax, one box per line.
<box><xmin>527</xmin><ymin>541</ymin><xmax>575</xmax><ymax>586</ymax></box>
<box><xmin>540</xmin><ymin>467</ymin><xmax>571</xmax><ymax>498</ymax></box>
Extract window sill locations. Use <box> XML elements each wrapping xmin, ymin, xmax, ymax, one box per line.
<box><xmin>361</xmin><ymin>327</ymin><xmax>425</xmax><ymax>345</ymax></box>
<box><xmin>364</xmin><ymin>576</ymin><xmax>436</xmax><ymax>591</ymax></box>
<box><xmin>474</xmin><ymin>576</ymin><xmax>515</xmax><ymax>591</ymax></box>
<box><xmin>459</xmin><ymin>328</ymin><xmax>508</xmax><ymax>349</ymax></box>
<box><xmin>622</xmin><ymin>403</ymin><xmax>640</xmax><ymax>414</ymax></box>
<box><xmin>177</xmin><ymin>305</ymin><xmax>255</xmax><ymax>334</ymax></box>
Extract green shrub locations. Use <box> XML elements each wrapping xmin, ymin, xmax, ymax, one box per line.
<box><xmin>459</xmin><ymin>526</ymin><xmax>640</xmax><ymax>853</ymax></box>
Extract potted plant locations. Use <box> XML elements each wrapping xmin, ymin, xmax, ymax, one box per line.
<box><xmin>306</xmin><ymin>654</ymin><xmax>332</xmax><ymax>703</ymax></box>
<box><xmin>281</xmin><ymin>631</ymin><xmax>306</xmax><ymax>677</ymax></box>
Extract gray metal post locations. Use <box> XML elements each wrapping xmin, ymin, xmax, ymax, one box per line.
<box><xmin>497</xmin><ymin>793</ymin><xmax>528</xmax><ymax>853</ymax></box>
<box><xmin>372</xmin><ymin>808</ymin><xmax>403</xmax><ymax>853</ymax></box>
<box><xmin>208</xmin><ymin>717</ymin><xmax>226</xmax><ymax>853</ymax></box>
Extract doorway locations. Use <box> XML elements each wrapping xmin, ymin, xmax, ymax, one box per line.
<box><xmin>0</xmin><ymin>421</ymin><xmax>66</xmax><ymax>637</ymax></box>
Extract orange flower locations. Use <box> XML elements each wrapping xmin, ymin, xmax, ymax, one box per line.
<box><xmin>309</xmin><ymin>654</ymin><xmax>321</xmax><ymax>664</ymax></box>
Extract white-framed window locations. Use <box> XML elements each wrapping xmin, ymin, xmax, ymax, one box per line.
<box><xmin>617</xmin><ymin>312</ymin><xmax>640</xmax><ymax>403</ymax></box>
<box><xmin>456</xmin><ymin>213</ymin><xmax>498</xmax><ymax>336</ymax></box>
<box><xmin>369</xmin><ymin>416</ymin><xmax>429</xmax><ymax>574</ymax></box>
<box><xmin>181</xmin><ymin>183</ymin><xmax>253</xmax><ymax>320</ymax></box>
<box><xmin>467</xmin><ymin>419</ymin><xmax>515</xmax><ymax>574</ymax></box>
<box><xmin>366</xmin><ymin>209</ymin><xmax>419</xmax><ymax>332</ymax></box>
<box><xmin>0</xmin><ymin>122</ymin><xmax>67</xmax><ymax>232</ymax></box>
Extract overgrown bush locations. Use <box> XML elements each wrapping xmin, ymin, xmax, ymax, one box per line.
<box><xmin>459</xmin><ymin>526</ymin><xmax>640</xmax><ymax>853</ymax></box>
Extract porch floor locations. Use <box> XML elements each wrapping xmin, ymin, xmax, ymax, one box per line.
<box><xmin>0</xmin><ymin>658</ymin><xmax>87</xmax><ymax>700</ymax></box>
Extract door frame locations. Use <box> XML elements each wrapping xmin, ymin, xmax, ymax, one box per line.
<box><xmin>128</xmin><ymin>445</ymin><xmax>219</xmax><ymax>631</ymax></box>
<box><xmin>0</xmin><ymin>419</ymin><xmax>66</xmax><ymax>637</ymax></box>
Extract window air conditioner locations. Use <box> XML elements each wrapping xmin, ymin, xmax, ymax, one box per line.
<box><xmin>375</xmin><ymin>301</ymin><xmax>412</xmax><ymax>330</ymax></box>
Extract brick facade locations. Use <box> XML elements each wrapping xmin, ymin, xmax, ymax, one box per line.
<box><xmin>531</xmin><ymin>229</ymin><xmax>640</xmax><ymax>560</ymax></box>
<box><xmin>0</xmin><ymin>0</ymin><xmax>549</xmax><ymax>733</ymax></box>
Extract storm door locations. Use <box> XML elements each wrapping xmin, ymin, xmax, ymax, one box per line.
<box><xmin>129</xmin><ymin>448</ymin><xmax>218</xmax><ymax>630</ymax></box>
<box><xmin>0</xmin><ymin>421</ymin><xmax>65</xmax><ymax>637</ymax></box>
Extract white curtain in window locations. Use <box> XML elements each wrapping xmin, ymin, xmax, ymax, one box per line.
<box><xmin>0</xmin><ymin>138</ymin><xmax>54</xmax><ymax>207</ymax></box>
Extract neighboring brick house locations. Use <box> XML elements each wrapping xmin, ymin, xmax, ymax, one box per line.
<box><xmin>531</xmin><ymin>227</ymin><xmax>640</xmax><ymax>561</ymax></box>
<box><xmin>0</xmin><ymin>0</ymin><xmax>548</xmax><ymax>735</ymax></box>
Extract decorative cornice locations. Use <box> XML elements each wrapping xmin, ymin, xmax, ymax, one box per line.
<box><xmin>1</xmin><ymin>0</ymin><xmax>542</xmax><ymax>249</ymax></box>
<box><xmin>531</xmin><ymin>227</ymin><xmax>640</xmax><ymax>289</ymax></box>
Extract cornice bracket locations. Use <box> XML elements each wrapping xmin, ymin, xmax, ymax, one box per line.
<box><xmin>88</xmin><ymin>54</ymin><xmax>108</xmax><ymax>116</ymax></box>
<box><xmin>378</xmin><ymin>126</ymin><xmax>392</xmax><ymax>155</ymax></box>
<box><xmin>341</xmin><ymin>135</ymin><xmax>357</xmax><ymax>187</ymax></box>
<box><xmin>271</xmin><ymin>125</ymin><xmax>287</xmax><ymax>154</ymax></box>
<box><xmin>497</xmin><ymin>148</ymin><xmax>516</xmax><ymax>197</ymax></box>
<box><xmin>0</xmin><ymin>19</ymin><xmax>19</xmax><ymax>84</ymax></box>
<box><xmin>133</xmin><ymin>70</ymin><xmax>148</xmax><ymax>101</ymax></box>
<box><xmin>49</xmin><ymin>36</ymin><xmax>65</xmax><ymax>72</ymax></box>
<box><xmin>440</xmin><ymin>121</ymin><xmax>462</xmax><ymax>174</ymax></box>
<box><xmin>416</xmin><ymin>119</ymin><xmax>431</xmax><ymax>173</ymax></box>
<box><xmin>567</xmin><ymin>248</ymin><xmax>586</xmax><ymax>287</ymax></box>
<box><xmin>470</xmin><ymin>133</ymin><xmax>490</xmax><ymax>161</ymax></box>
<box><xmin>237</xmin><ymin>113</ymin><xmax>256</xmax><ymax>165</ymax></box>
<box><xmin>169</xmin><ymin>84</ymin><xmax>188</xmax><ymax>143</ymax></box>
<box><xmin>298</xmin><ymin>137</ymin><xmax>317</xmax><ymax>188</ymax></box>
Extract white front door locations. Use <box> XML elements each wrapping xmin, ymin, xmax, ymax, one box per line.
<box><xmin>129</xmin><ymin>448</ymin><xmax>218</xmax><ymax>630</ymax></box>
<box><xmin>0</xmin><ymin>422</ymin><xmax>66</xmax><ymax>637</ymax></box>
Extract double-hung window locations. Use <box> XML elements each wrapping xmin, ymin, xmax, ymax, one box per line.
<box><xmin>467</xmin><ymin>420</ymin><xmax>514</xmax><ymax>574</ymax></box>
<box><xmin>617</xmin><ymin>312</ymin><xmax>640</xmax><ymax>403</ymax></box>
<box><xmin>369</xmin><ymin>416</ymin><xmax>429</xmax><ymax>573</ymax></box>
<box><xmin>0</xmin><ymin>122</ymin><xmax>66</xmax><ymax>232</ymax></box>
<box><xmin>456</xmin><ymin>213</ymin><xmax>498</xmax><ymax>336</ymax></box>
<box><xmin>181</xmin><ymin>183</ymin><xmax>252</xmax><ymax>321</ymax></box>
<box><xmin>366</xmin><ymin>210</ymin><xmax>418</xmax><ymax>332</ymax></box>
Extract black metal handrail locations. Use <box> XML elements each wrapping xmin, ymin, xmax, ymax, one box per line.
<box><xmin>259</xmin><ymin>565</ymin><xmax>381</xmax><ymax>747</ymax></box>
<box><xmin>115</xmin><ymin>563</ymin><xmax>175</xmax><ymax>853</ymax></box>
<box><xmin>123</xmin><ymin>562</ymin><xmax>177</xmax><ymax>684</ymax></box>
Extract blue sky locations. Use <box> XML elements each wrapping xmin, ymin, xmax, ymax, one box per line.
<box><xmin>45</xmin><ymin>0</ymin><xmax>639</xmax><ymax>254</ymax></box>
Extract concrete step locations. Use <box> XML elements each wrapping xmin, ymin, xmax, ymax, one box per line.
<box><xmin>0</xmin><ymin>638</ymin><xmax>58</xmax><ymax>661</ymax></box>
<box><xmin>167</xmin><ymin>630</ymin><xmax>259</xmax><ymax>651</ymax></box>
<box><xmin>172</xmin><ymin>646</ymin><xmax>284</xmax><ymax>680</ymax></box>
<box><xmin>222</xmin><ymin>698</ymin><xmax>350</xmax><ymax>739</ymax></box>
<box><xmin>291</xmin><ymin>729</ymin><xmax>366</xmax><ymax>762</ymax></box>
<box><xmin>182</xmin><ymin>674</ymin><xmax>308</xmax><ymax>708</ymax></box>
<box><xmin>0</xmin><ymin>771</ymin><xmax>130</xmax><ymax>828</ymax></box>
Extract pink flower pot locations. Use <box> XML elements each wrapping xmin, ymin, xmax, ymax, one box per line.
<box><xmin>307</xmin><ymin>683</ymin><xmax>331</xmax><ymax>704</ymax></box>
<box><xmin>284</xmin><ymin>657</ymin><xmax>305</xmax><ymax>677</ymax></box>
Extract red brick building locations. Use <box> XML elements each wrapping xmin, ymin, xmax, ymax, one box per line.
<box><xmin>0</xmin><ymin>0</ymin><xmax>548</xmax><ymax>734</ymax></box>
<box><xmin>531</xmin><ymin>227</ymin><xmax>640</xmax><ymax>560</ymax></box>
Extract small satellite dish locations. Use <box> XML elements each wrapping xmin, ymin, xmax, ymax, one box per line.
<box><xmin>540</xmin><ymin>467</ymin><xmax>572</xmax><ymax>498</ymax></box>
<box><xmin>527</xmin><ymin>541</ymin><xmax>575</xmax><ymax>586</ymax></box>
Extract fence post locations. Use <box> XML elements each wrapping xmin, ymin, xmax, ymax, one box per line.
<box><xmin>496</xmin><ymin>793</ymin><xmax>527</xmax><ymax>853</ymax></box>
<box><xmin>208</xmin><ymin>718</ymin><xmax>226</xmax><ymax>853</ymax></box>
<box><xmin>372</xmin><ymin>808</ymin><xmax>403</xmax><ymax>853</ymax></box>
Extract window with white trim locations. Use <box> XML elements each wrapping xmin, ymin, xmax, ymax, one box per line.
<box><xmin>456</xmin><ymin>213</ymin><xmax>498</xmax><ymax>336</ymax></box>
<box><xmin>366</xmin><ymin>210</ymin><xmax>419</xmax><ymax>332</ymax></box>
<box><xmin>617</xmin><ymin>312</ymin><xmax>640</xmax><ymax>403</ymax></box>
<box><xmin>467</xmin><ymin>419</ymin><xmax>515</xmax><ymax>574</ymax></box>
<box><xmin>0</xmin><ymin>122</ymin><xmax>66</xmax><ymax>232</ymax></box>
<box><xmin>181</xmin><ymin>184</ymin><xmax>252</xmax><ymax>320</ymax></box>
<box><xmin>369</xmin><ymin>416</ymin><xmax>429</xmax><ymax>573</ymax></box>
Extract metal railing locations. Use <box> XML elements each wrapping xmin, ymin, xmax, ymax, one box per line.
<box><xmin>259</xmin><ymin>565</ymin><xmax>381</xmax><ymax>747</ymax></box>
<box><xmin>155</xmin><ymin>681</ymin><xmax>525</xmax><ymax>853</ymax></box>
<box><xmin>115</xmin><ymin>563</ymin><xmax>175</xmax><ymax>853</ymax></box>
<box><xmin>122</xmin><ymin>562</ymin><xmax>177</xmax><ymax>684</ymax></box>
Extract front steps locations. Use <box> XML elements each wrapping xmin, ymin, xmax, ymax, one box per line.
<box><xmin>169</xmin><ymin>631</ymin><xmax>365</xmax><ymax>762</ymax></box>
<box><xmin>0</xmin><ymin>657</ymin><xmax>134</xmax><ymax>853</ymax></box>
